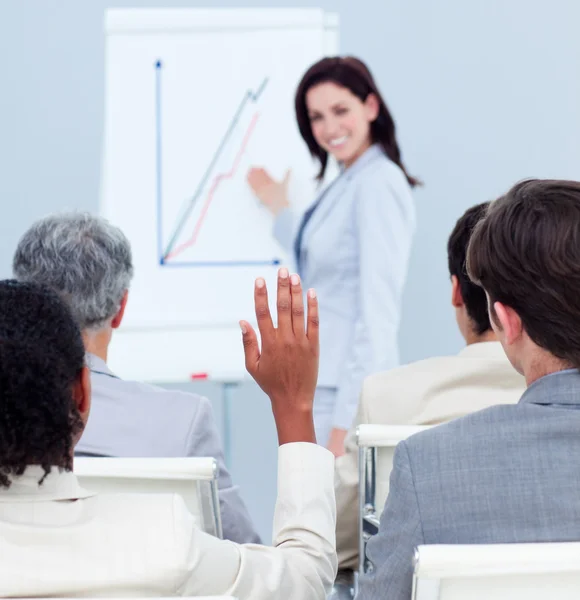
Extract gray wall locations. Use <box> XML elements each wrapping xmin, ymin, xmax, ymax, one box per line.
<box><xmin>2</xmin><ymin>0</ymin><xmax>580</xmax><ymax>540</ymax></box>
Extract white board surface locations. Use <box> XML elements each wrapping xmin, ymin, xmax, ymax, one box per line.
<box><xmin>101</xmin><ymin>8</ymin><xmax>339</xmax><ymax>381</ymax></box>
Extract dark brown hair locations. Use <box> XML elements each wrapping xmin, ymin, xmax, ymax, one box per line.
<box><xmin>447</xmin><ymin>202</ymin><xmax>491</xmax><ymax>335</ymax></box>
<box><xmin>294</xmin><ymin>56</ymin><xmax>419</xmax><ymax>186</ymax></box>
<box><xmin>467</xmin><ymin>179</ymin><xmax>580</xmax><ymax>367</ymax></box>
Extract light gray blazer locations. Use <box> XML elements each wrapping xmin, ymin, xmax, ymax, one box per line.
<box><xmin>75</xmin><ymin>354</ymin><xmax>260</xmax><ymax>545</ymax></box>
<box><xmin>274</xmin><ymin>145</ymin><xmax>415</xmax><ymax>430</ymax></box>
<box><xmin>357</xmin><ymin>368</ymin><xmax>580</xmax><ymax>600</ymax></box>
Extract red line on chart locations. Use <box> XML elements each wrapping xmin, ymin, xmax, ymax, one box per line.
<box><xmin>165</xmin><ymin>112</ymin><xmax>260</xmax><ymax>261</ymax></box>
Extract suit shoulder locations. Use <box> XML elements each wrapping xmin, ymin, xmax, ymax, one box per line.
<box><xmin>363</xmin><ymin>356</ymin><xmax>464</xmax><ymax>395</ymax></box>
<box><xmin>93</xmin><ymin>372</ymin><xmax>211</xmax><ymax>417</ymax></box>
<box><xmin>95</xmin><ymin>492</ymin><xmax>184</xmax><ymax>533</ymax></box>
<box><xmin>95</xmin><ymin>493</ymin><xmax>193</xmax><ymax>564</ymax></box>
<box><xmin>353</xmin><ymin>155</ymin><xmax>414</xmax><ymax>223</ymax></box>
<box><xmin>403</xmin><ymin>403</ymin><xmax>522</xmax><ymax>453</ymax></box>
<box><xmin>359</xmin><ymin>154</ymin><xmax>410</xmax><ymax>191</ymax></box>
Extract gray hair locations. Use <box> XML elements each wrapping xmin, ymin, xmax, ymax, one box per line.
<box><xmin>13</xmin><ymin>213</ymin><xmax>134</xmax><ymax>331</ymax></box>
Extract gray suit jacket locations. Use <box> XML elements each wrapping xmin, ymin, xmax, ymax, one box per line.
<box><xmin>75</xmin><ymin>354</ymin><xmax>260</xmax><ymax>545</ymax></box>
<box><xmin>274</xmin><ymin>145</ymin><xmax>415</xmax><ymax>429</ymax></box>
<box><xmin>357</xmin><ymin>368</ymin><xmax>580</xmax><ymax>600</ymax></box>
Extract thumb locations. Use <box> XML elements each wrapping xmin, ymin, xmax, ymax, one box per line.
<box><xmin>240</xmin><ymin>321</ymin><xmax>260</xmax><ymax>375</ymax></box>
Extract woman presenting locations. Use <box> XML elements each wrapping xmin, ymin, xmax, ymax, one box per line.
<box><xmin>247</xmin><ymin>56</ymin><xmax>418</xmax><ymax>456</ymax></box>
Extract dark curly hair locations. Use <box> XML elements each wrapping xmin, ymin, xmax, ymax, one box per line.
<box><xmin>0</xmin><ymin>280</ymin><xmax>85</xmax><ymax>488</ymax></box>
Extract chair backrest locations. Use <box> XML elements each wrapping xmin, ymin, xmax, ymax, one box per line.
<box><xmin>356</xmin><ymin>424</ymin><xmax>432</xmax><ymax>576</ymax></box>
<box><xmin>413</xmin><ymin>543</ymin><xmax>580</xmax><ymax>600</ymax></box>
<box><xmin>43</xmin><ymin>597</ymin><xmax>237</xmax><ymax>600</ymax></box>
<box><xmin>75</xmin><ymin>457</ymin><xmax>223</xmax><ymax>538</ymax></box>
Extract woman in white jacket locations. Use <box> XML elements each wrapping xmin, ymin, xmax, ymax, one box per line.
<box><xmin>0</xmin><ymin>275</ymin><xmax>336</xmax><ymax>599</ymax></box>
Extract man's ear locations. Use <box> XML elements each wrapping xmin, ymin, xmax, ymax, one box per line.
<box><xmin>111</xmin><ymin>291</ymin><xmax>128</xmax><ymax>330</ymax></box>
<box><xmin>493</xmin><ymin>301</ymin><xmax>523</xmax><ymax>345</ymax></box>
<box><xmin>72</xmin><ymin>366</ymin><xmax>91</xmax><ymax>423</ymax></box>
<box><xmin>451</xmin><ymin>275</ymin><xmax>464</xmax><ymax>308</ymax></box>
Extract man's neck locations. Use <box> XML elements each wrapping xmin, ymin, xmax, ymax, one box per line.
<box><xmin>524</xmin><ymin>354</ymin><xmax>575</xmax><ymax>387</ymax></box>
<box><xmin>82</xmin><ymin>328</ymin><xmax>112</xmax><ymax>363</ymax></box>
<box><xmin>464</xmin><ymin>328</ymin><xmax>497</xmax><ymax>346</ymax></box>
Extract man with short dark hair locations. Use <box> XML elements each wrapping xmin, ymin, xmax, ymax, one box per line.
<box><xmin>335</xmin><ymin>202</ymin><xmax>525</xmax><ymax>570</ymax></box>
<box><xmin>358</xmin><ymin>179</ymin><xmax>580</xmax><ymax>599</ymax></box>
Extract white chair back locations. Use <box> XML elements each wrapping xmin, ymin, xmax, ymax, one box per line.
<box><xmin>413</xmin><ymin>543</ymin><xmax>580</xmax><ymax>600</ymax></box>
<box><xmin>41</xmin><ymin>597</ymin><xmax>236</xmax><ymax>600</ymax></box>
<box><xmin>358</xmin><ymin>425</ymin><xmax>430</xmax><ymax>509</ymax></box>
<box><xmin>75</xmin><ymin>457</ymin><xmax>222</xmax><ymax>538</ymax></box>
<box><xmin>356</xmin><ymin>424</ymin><xmax>432</xmax><ymax>577</ymax></box>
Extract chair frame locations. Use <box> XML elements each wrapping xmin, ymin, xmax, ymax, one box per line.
<box><xmin>358</xmin><ymin>443</ymin><xmax>380</xmax><ymax>577</ymax></box>
<box><xmin>356</xmin><ymin>425</ymin><xmax>432</xmax><ymax>580</ymax></box>
<box><xmin>75</xmin><ymin>457</ymin><xmax>223</xmax><ymax>539</ymax></box>
<box><xmin>206</xmin><ymin>460</ymin><xmax>223</xmax><ymax>539</ymax></box>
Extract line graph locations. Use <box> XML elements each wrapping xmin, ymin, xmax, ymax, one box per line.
<box><xmin>155</xmin><ymin>60</ymin><xmax>279</xmax><ymax>266</ymax></box>
<box><xmin>165</xmin><ymin>112</ymin><xmax>260</xmax><ymax>261</ymax></box>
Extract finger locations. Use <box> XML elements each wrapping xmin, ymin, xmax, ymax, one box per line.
<box><xmin>247</xmin><ymin>167</ymin><xmax>264</xmax><ymax>185</ymax></box>
<box><xmin>277</xmin><ymin>267</ymin><xmax>292</xmax><ymax>336</ymax></box>
<box><xmin>254</xmin><ymin>278</ymin><xmax>274</xmax><ymax>339</ymax></box>
<box><xmin>306</xmin><ymin>288</ymin><xmax>319</xmax><ymax>350</ymax></box>
<box><xmin>290</xmin><ymin>273</ymin><xmax>305</xmax><ymax>340</ymax></box>
<box><xmin>240</xmin><ymin>321</ymin><xmax>260</xmax><ymax>374</ymax></box>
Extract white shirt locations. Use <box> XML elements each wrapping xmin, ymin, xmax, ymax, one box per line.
<box><xmin>0</xmin><ymin>443</ymin><xmax>337</xmax><ymax>598</ymax></box>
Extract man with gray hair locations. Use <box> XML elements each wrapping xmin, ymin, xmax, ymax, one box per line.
<box><xmin>13</xmin><ymin>212</ymin><xmax>260</xmax><ymax>544</ymax></box>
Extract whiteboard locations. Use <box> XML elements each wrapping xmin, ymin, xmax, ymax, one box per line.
<box><xmin>101</xmin><ymin>9</ymin><xmax>339</xmax><ymax>381</ymax></box>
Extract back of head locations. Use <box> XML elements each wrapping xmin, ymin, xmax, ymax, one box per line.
<box><xmin>467</xmin><ymin>179</ymin><xmax>580</xmax><ymax>368</ymax></box>
<box><xmin>13</xmin><ymin>213</ymin><xmax>134</xmax><ymax>331</ymax></box>
<box><xmin>447</xmin><ymin>202</ymin><xmax>491</xmax><ymax>335</ymax></box>
<box><xmin>0</xmin><ymin>280</ymin><xmax>85</xmax><ymax>487</ymax></box>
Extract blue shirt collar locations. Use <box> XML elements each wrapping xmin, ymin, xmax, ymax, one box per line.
<box><xmin>86</xmin><ymin>353</ymin><xmax>118</xmax><ymax>379</ymax></box>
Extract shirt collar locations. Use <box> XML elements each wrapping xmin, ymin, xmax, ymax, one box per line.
<box><xmin>341</xmin><ymin>144</ymin><xmax>385</xmax><ymax>180</ymax></box>
<box><xmin>86</xmin><ymin>352</ymin><xmax>118</xmax><ymax>379</ymax></box>
<box><xmin>519</xmin><ymin>369</ymin><xmax>580</xmax><ymax>406</ymax></box>
<box><xmin>457</xmin><ymin>341</ymin><xmax>510</xmax><ymax>360</ymax></box>
<box><xmin>0</xmin><ymin>466</ymin><xmax>95</xmax><ymax>502</ymax></box>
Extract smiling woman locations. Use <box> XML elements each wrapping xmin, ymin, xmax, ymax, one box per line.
<box><xmin>295</xmin><ymin>57</ymin><xmax>419</xmax><ymax>185</ymax></box>
<box><xmin>247</xmin><ymin>56</ymin><xmax>419</xmax><ymax>455</ymax></box>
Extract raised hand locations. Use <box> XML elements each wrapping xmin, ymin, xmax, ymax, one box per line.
<box><xmin>240</xmin><ymin>267</ymin><xmax>319</xmax><ymax>445</ymax></box>
<box><xmin>247</xmin><ymin>167</ymin><xmax>291</xmax><ymax>216</ymax></box>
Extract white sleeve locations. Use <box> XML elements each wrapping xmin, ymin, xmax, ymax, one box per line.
<box><xmin>175</xmin><ymin>443</ymin><xmax>337</xmax><ymax>599</ymax></box>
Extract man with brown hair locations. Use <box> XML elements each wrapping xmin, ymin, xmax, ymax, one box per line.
<box><xmin>334</xmin><ymin>202</ymin><xmax>525</xmax><ymax>572</ymax></box>
<box><xmin>358</xmin><ymin>179</ymin><xmax>580</xmax><ymax>600</ymax></box>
